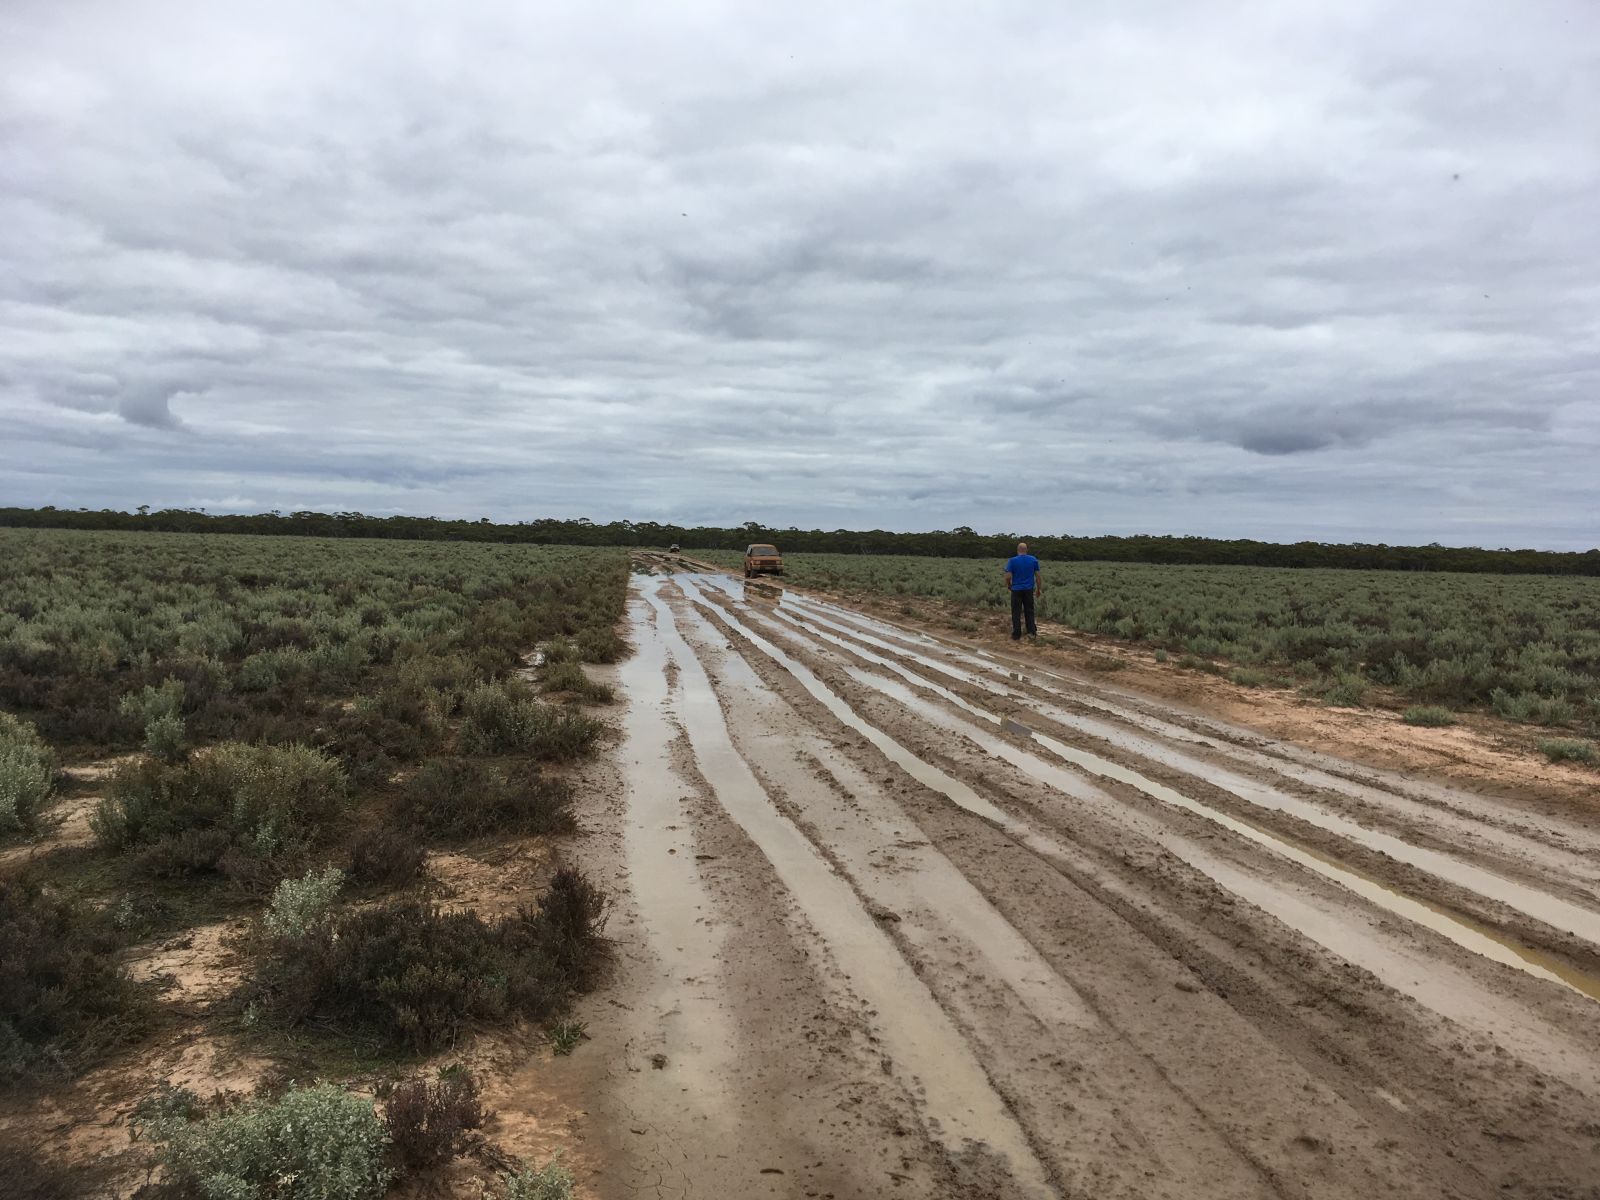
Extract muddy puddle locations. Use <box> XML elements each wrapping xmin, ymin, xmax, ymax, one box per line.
<box><xmin>614</xmin><ymin>585</ymin><xmax>744</xmax><ymax>1130</ymax></box>
<box><xmin>653</xmin><ymin>579</ymin><xmax>1057</xmax><ymax>1196</ymax></box>
<box><xmin>697</xmin><ymin>582</ymin><xmax>1600</xmax><ymax>1009</ymax></box>
<box><xmin>790</xmin><ymin>594</ymin><xmax>1600</xmax><ymax>876</ymax></box>
<box><xmin>776</xmin><ymin>595</ymin><xmax>1600</xmax><ymax>949</ymax></box>
<box><xmin>677</xmin><ymin>592</ymin><xmax>1100</xmax><ymax>1037</ymax></box>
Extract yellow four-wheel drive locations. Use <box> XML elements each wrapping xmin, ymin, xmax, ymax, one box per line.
<box><xmin>743</xmin><ymin>543</ymin><xmax>783</xmax><ymax>578</ymax></box>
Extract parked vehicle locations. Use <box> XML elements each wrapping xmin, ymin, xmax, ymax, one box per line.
<box><xmin>744</xmin><ymin>543</ymin><xmax>783</xmax><ymax>578</ymax></box>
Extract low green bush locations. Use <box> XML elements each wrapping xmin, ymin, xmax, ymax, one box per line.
<box><xmin>316</xmin><ymin>707</ymin><xmax>436</xmax><ymax>787</ymax></box>
<box><xmin>254</xmin><ymin>867</ymin><xmax>607</xmax><ymax>1051</ymax></box>
<box><xmin>575</xmin><ymin>626</ymin><xmax>626</xmax><ymax>665</ymax></box>
<box><xmin>500</xmin><ymin>1158</ymin><xmax>575</xmax><ymax>1200</ymax></box>
<box><xmin>353</xmin><ymin>679</ymin><xmax>450</xmax><ymax>737</ymax></box>
<box><xmin>400</xmin><ymin>758</ymin><xmax>573</xmax><ymax>840</ymax></box>
<box><xmin>1321</xmin><ymin>673</ymin><xmax>1368</xmax><ymax>708</ymax></box>
<box><xmin>135</xmin><ymin>1081</ymin><xmax>391</xmax><ymax>1200</ymax></box>
<box><xmin>1227</xmin><ymin>667</ymin><xmax>1269</xmax><ymax>688</ymax></box>
<box><xmin>1536</xmin><ymin>738</ymin><xmax>1596</xmax><ymax>765</ymax></box>
<box><xmin>458</xmin><ymin>682</ymin><xmax>604</xmax><ymax>760</ymax></box>
<box><xmin>143</xmin><ymin>713</ymin><xmax>188</xmax><ymax>763</ymax></box>
<box><xmin>0</xmin><ymin>711</ymin><xmax>55</xmax><ymax>835</ymax></box>
<box><xmin>1402</xmin><ymin>705</ymin><xmax>1458</xmax><ymax>728</ymax></box>
<box><xmin>1491</xmin><ymin>689</ymin><xmax>1576</xmax><ymax>727</ymax></box>
<box><xmin>540</xmin><ymin>639</ymin><xmax>580</xmax><ymax>666</ymax></box>
<box><xmin>264</xmin><ymin>866</ymin><xmax>345</xmax><ymax>939</ymax></box>
<box><xmin>540</xmin><ymin>661</ymin><xmax>616</xmax><ymax>704</ymax></box>
<box><xmin>1</xmin><ymin>877</ymin><xmax>145</xmax><ymax>1081</ymax></box>
<box><xmin>93</xmin><ymin>743</ymin><xmax>347</xmax><ymax>883</ymax></box>
<box><xmin>119</xmin><ymin>678</ymin><xmax>184</xmax><ymax>726</ymax></box>
<box><xmin>457</xmin><ymin>680</ymin><xmax>544</xmax><ymax>755</ymax></box>
<box><xmin>236</xmin><ymin>648</ymin><xmax>311</xmax><ymax>693</ymax></box>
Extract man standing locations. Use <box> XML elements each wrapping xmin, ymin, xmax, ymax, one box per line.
<box><xmin>1004</xmin><ymin>541</ymin><xmax>1042</xmax><ymax>641</ymax></box>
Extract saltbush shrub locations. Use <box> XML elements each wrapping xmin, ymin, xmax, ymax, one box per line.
<box><xmin>500</xmin><ymin>1159</ymin><xmax>575</xmax><ymax>1200</ymax></box>
<box><xmin>239</xmin><ymin>647</ymin><xmax>320</xmax><ymax>694</ymax></box>
<box><xmin>540</xmin><ymin>638</ymin><xmax>580</xmax><ymax>666</ymax></box>
<box><xmin>525</xmin><ymin>867</ymin><xmax>610</xmax><ymax>984</ymax></box>
<box><xmin>136</xmin><ymin>1081</ymin><xmax>391</xmax><ymax>1200</ymax></box>
<box><xmin>458</xmin><ymin>682</ymin><xmax>604</xmax><ymax>760</ymax></box>
<box><xmin>381</xmin><ymin>1069</ymin><xmax>485</xmax><ymax>1169</ymax></box>
<box><xmin>264</xmin><ymin>866</ymin><xmax>345</xmax><ymax>939</ymax></box>
<box><xmin>1321</xmin><ymin>673</ymin><xmax>1368</xmax><ymax>708</ymax></box>
<box><xmin>255</xmin><ymin>867</ymin><xmax>607</xmax><ymax>1051</ymax></box>
<box><xmin>400</xmin><ymin>758</ymin><xmax>573</xmax><ymax>840</ymax></box>
<box><xmin>1491</xmin><ymin>689</ymin><xmax>1576</xmax><ymax>727</ymax></box>
<box><xmin>575</xmin><ymin>626</ymin><xmax>626</xmax><ymax>665</ymax></box>
<box><xmin>348</xmin><ymin>827</ymin><xmax>426</xmax><ymax>888</ymax></box>
<box><xmin>457</xmin><ymin>680</ymin><xmax>542</xmax><ymax>755</ymax></box>
<box><xmin>541</xmin><ymin>661</ymin><xmax>616</xmax><ymax>704</ymax></box>
<box><xmin>119</xmin><ymin>678</ymin><xmax>184</xmax><ymax>727</ymax></box>
<box><xmin>94</xmin><ymin>743</ymin><xmax>347</xmax><ymax>882</ymax></box>
<box><xmin>143</xmin><ymin>713</ymin><xmax>188</xmax><ymax>763</ymax></box>
<box><xmin>1537</xmin><ymin>738</ymin><xmax>1596</xmax><ymax>765</ymax></box>
<box><xmin>1</xmin><ymin>877</ymin><xmax>144</xmax><ymax>1081</ymax></box>
<box><xmin>0</xmin><ymin>711</ymin><xmax>55</xmax><ymax>834</ymax></box>
<box><xmin>316</xmin><ymin>708</ymin><xmax>434</xmax><ymax>787</ymax></box>
<box><xmin>1402</xmin><ymin>705</ymin><xmax>1458</xmax><ymax>727</ymax></box>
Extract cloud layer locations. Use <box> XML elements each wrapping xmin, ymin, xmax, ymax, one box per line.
<box><xmin>3</xmin><ymin>0</ymin><xmax>1597</xmax><ymax>547</ymax></box>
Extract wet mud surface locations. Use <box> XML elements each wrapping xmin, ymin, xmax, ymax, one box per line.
<box><xmin>579</xmin><ymin>561</ymin><xmax>1600</xmax><ymax>1199</ymax></box>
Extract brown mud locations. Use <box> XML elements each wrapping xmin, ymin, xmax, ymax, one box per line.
<box><xmin>582</xmin><ymin>557</ymin><xmax>1600</xmax><ymax>1199</ymax></box>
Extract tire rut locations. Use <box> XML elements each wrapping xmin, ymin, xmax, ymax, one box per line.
<box><xmin>600</xmin><ymin>565</ymin><xmax>1600</xmax><ymax>1199</ymax></box>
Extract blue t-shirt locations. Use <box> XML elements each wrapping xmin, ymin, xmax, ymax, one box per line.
<box><xmin>1006</xmin><ymin>554</ymin><xmax>1040</xmax><ymax>591</ymax></box>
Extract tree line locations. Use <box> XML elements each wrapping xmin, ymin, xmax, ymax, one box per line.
<box><xmin>4</xmin><ymin>506</ymin><xmax>1596</xmax><ymax>576</ymax></box>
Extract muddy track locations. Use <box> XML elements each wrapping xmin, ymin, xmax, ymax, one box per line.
<box><xmin>574</xmin><ymin>563</ymin><xmax>1600</xmax><ymax>1200</ymax></box>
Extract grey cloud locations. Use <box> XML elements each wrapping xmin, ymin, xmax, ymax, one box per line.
<box><xmin>0</xmin><ymin>0</ymin><xmax>1596</xmax><ymax>547</ymax></box>
<box><xmin>115</xmin><ymin>382</ymin><xmax>193</xmax><ymax>430</ymax></box>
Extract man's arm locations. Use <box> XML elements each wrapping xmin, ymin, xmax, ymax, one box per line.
<box><xmin>1034</xmin><ymin>565</ymin><xmax>1043</xmax><ymax>597</ymax></box>
<box><xmin>1004</xmin><ymin>567</ymin><xmax>1014</xmax><ymax>589</ymax></box>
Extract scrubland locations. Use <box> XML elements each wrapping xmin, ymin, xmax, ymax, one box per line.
<box><xmin>0</xmin><ymin>529</ymin><xmax>626</xmax><ymax>1196</ymax></box>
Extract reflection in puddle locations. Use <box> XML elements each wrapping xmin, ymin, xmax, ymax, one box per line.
<box><xmin>780</xmin><ymin>596</ymin><xmax>1600</xmax><ymax>949</ymax></box>
<box><xmin>616</xmin><ymin>581</ymin><xmax>744</xmax><ymax>1126</ymax></box>
<box><xmin>654</xmin><ymin>579</ymin><xmax>1056</xmax><ymax>1195</ymax></box>
<box><xmin>743</xmin><ymin>596</ymin><xmax>1600</xmax><ymax>1005</ymax></box>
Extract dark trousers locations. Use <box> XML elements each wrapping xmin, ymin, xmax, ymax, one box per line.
<box><xmin>1010</xmin><ymin>588</ymin><xmax>1037</xmax><ymax>639</ymax></box>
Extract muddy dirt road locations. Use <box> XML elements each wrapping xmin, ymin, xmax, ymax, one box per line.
<box><xmin>570</xmin><ymin>563</ymin><xmax>1600</xmax><ymax>1200</ymax></box>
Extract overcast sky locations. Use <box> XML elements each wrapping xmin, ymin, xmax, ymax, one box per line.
<box><xmin>3</xmin><ymin>1</ymin><xmax>1597</xmax><ymax>548</ymax></box>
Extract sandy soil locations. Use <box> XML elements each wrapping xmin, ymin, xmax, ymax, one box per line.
<box><xmin>573</xmin><ymin>560</ymin><xmax>1600</xmax><ymax>1200</ymax></box>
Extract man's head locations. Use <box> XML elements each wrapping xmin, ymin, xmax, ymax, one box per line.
<box><xmin>1017</xmin><ymin>542</ymin><xmax>1029</xmax><ymax>555</ymax></box>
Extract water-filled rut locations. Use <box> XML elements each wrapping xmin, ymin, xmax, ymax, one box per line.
<box><xmin>588</xmin><ymin>562</ymin><xmax>1600</xmax><ymax>1200</ymax></box>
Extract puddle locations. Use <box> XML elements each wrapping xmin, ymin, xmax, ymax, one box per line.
<box><xmin>656</xmin><ymin>580</ymin><xmax>1056</xmax><ymax>1196</ymax></box>
<box><xmin>780</xmin><ymin>598</ymin><xmax>1600</xmax><ymax>948</ymax></box>
<box><xmin>689</xmin><ymin>577</ymin><xmax>1600</xmax><ymax>1099</ymax></box>
<box><xmin>793</xmin><ymin>594</ymin><xmax>1600</xmax><ymax>868</ymax></box>
<box><xmin>742</xmin><ymin>596</ymin><xmax>1600</xmax><ymax>1006</ymax></box>
<box><xmin>617</xmin><ymin>581</ymin><xmax>742</xmax><ymax>1117</ymax></box>
<box><xmin>677</xmin><ymin>598</ymin><xmax>1332</xmax><ymax>1191</ymax></box>
<box><xmin>676</xmin><ymin>601</ymin><xmax>1099</xmax><ymax>1037</ymax></box>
